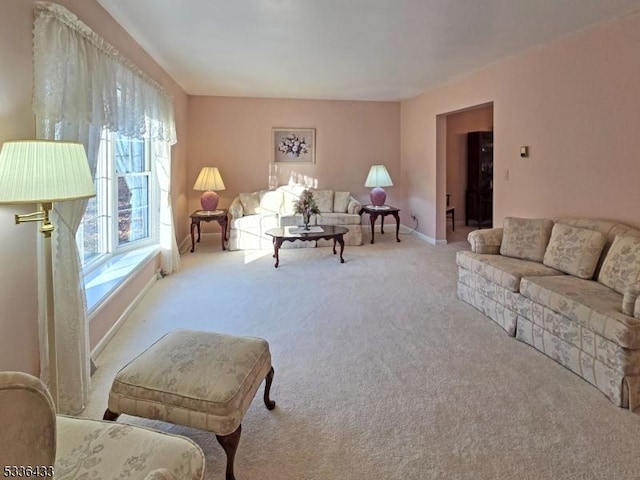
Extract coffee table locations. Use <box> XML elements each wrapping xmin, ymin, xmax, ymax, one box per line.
<box><xmin>265</xmin><ymin>225</ymin><xmax>349</xmax><ymax>268</ymax></box>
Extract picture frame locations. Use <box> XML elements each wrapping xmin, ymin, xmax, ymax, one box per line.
<box><xmin>273</xmin><ymin>128</ymin><xmax>316</xmax><ymax>164</ymax></box>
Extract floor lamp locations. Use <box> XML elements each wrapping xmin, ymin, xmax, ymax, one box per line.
<box><xmin>0</xmin><ymin>140</ymin><xmax>96</xmax><ymax>411</ymax></box>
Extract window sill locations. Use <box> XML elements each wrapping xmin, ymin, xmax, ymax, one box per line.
<box><xmin>84</xmin><ymin>245</ymin><xmax>159</xmax><ymax>315</ymax></box>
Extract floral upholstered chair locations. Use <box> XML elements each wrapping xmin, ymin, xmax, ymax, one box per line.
<box><xmin>0</xmin><ymin>371</ymin><xmax>205</xmax><ymax>480</ymax></box>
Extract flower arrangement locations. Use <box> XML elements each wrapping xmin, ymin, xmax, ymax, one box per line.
<box><xmin>293</xmin><ymin>189</ymin><xmax>320</xmax><ymax>228</ymax></box>
<box><xmin>278</xmin><ymin>133</ymin><xmax>310</xmax><ymax>158</ymax></box>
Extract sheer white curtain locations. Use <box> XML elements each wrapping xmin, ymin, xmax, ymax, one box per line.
<box><xmin>33</xmin><ymin>1</ymin><xmax>179</xmax><ymax>414</ymax></box>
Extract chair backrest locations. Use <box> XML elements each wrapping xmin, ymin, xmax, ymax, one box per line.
<box><xmin>0</xmin><ymin>371</ymin><xmax>56</xmax><ymax>465</ymax></box>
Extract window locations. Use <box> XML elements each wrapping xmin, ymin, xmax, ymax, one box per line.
<box><xmin>77</xmin><ymin>130</ymin><xmax>159</xmax><ymax>270</ymax></box>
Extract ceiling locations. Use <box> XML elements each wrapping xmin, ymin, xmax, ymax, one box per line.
<box><xmin>96</xmin><ymin>0</ymin><xmax>640</xmax><ymax>101</ymax></box>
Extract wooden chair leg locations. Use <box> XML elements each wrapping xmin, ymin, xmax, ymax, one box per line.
<box><xmin>103</xmin><ymin>409</ymin><xmax>120</xmax><ymax>421</ymax></box>
<box><xmin>264</xmin><ymin>367</ymin><xmax>276</xmax><ymax>410</ymax></box>
<box><xmin>217</xmin><ymin>425</ymin><xmax>242</xmax><ymax>480</ymax></box>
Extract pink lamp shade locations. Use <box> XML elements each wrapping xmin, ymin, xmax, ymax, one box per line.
<box><xmin>364</xmin><ymin>165</ymin><xmax>393</xmax><ymax>207</ymax></box>
<box><xmin>193</xmin><ymin>167</ymin><xmax>225</xmax><ymax>211</ymax></box>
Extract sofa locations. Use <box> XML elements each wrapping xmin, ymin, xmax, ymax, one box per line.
<box><xmin>456</xmin><ymin>217</ymin><xmax>640</xmax><ymax>411</ymax></box>
<box><xmin>1</xmin><ymin>371</ymin><xmax>205</xmax><ymax>480</ymax></box>
<box><xmin>228</xmin><ymin>184</ymin><xmax>363</xmax><ymax>250</ymax></box>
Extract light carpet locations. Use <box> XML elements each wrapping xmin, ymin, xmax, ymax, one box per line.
<box><xmin>84</xmin><ymin>228</ymin><xmax>640</xmax><ymax>480</ymax></box>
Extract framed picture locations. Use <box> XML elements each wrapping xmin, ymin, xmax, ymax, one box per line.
<box><xmin>273</xmin><ymin>128</ymin><xmax>316</xmax><ymax>164</ymax></box>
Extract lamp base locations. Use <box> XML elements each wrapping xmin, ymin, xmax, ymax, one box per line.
<box><xmin>370</xmin><ymin>187</ymin><xmax>387</xmax><ymax>206</ymax></box>
<box><xmin>200</xmin><ymin>191</ymin><xmax>219</xmax><ymax>211</ymax></box>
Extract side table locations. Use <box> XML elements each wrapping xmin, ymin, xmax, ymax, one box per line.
<box><xmin>359</xmin><ymin>205</ymin><xmax>401</xmax><ymax>244</ymax></box>
<box><xmin>190</xmin><ymin>209</ymin><xmax>228</xmax><ymax>252</ymax></box>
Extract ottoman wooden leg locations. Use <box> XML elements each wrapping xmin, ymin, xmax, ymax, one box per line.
<box><xmin>103</xmin><ymin>409</ymin><xmax>120</xmax><ymax>421</ymax></box>
<box><xmin>217</xmin><ymin>424</ymin><xmax>242</xmax><ymax>480</ymax></box>
<box><xmin>264</xmin><ymin>366</ymin><xmax>276</xmax><ymax>410</ymax></box>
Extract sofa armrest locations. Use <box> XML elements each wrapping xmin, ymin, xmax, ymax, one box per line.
<box><xmin>347</xmin><ymin>196</ymin><xmax>361</xmax><ymax>214</ymax></box>
<box><xmin>467</xmin><ymin>227</ymin><xmax>504</xmax><ymax>254</ymax></box>
<box><xmin>0</xmin><ymin>372</ymin><xmax>56</xmax><ymax>466</ymax></box>
<box><xmin>228</xmin><ymin>197</ymin><xmax>244</xmax><ymax>222</ymax></box>
<box><xmin>622</xmin><ymin>284</ymin><xmax>640</xmax><ymax>318</ymax></box>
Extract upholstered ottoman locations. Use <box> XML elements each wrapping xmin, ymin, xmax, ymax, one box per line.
<box><xmin>104</xmin><ymin>329</ymin><xmax>276</xmax><ymax>480</ymax></box>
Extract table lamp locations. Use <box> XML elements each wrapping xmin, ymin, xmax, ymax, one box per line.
<box><xmin>364</xmin><ymin>164</ymin><xmax>393</xmax><ymax>206</ymax></box>
<box><xmin>193</xmin><ymin>167</ymin><xmax>225</xmax><ymax>211</ymax></box>
<box><xmin>0</xmin><ymin>140</ymin><xmax>96</xmax><ymax>410</ymax></box>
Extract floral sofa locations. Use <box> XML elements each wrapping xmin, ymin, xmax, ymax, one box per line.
<box><xmin>457</xmin><ymin>217</ymin><xmax>640</xmax><ymax>411</ymax></box>
<box><xmin>228</xmin><ymin>184</ymin><xmax>363</xmax><ymax>250</ymax></box>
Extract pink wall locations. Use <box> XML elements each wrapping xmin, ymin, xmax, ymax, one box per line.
<box><xmin>445</xmin><ymin>105</ymin><xmax>494</xmax><ymax>232</ymax></box>
<box><xmin>0</xmin><ymin>0</ymin><xmax>189</xmax><ymax>374</ymax></box>
<box><xmin>187</xmin><ymin>96</ymin><xmax>400</xmax><ymax>232</ymax></box>
<box><xmin>89</xmin><ymin>256</ymin><xmax>160</xmax><ymax>349</ymax></box>
<box><xmin>401</xmin><ymin>10</ymin><xmax>640</xmax><ymax>241</ymax></box>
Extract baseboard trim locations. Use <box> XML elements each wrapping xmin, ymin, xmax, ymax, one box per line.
<box><xmin>90</xmin><ymin>274</ymin><xmax>157</xmax><ymax>359</ymax></box>
<box><xmin>398</xmin><ymin>224</ymin><xmax>446</xmax><ymax>245</ymax></box>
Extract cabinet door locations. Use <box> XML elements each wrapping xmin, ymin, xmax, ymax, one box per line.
<box><xmin>466</xmin><ymin>131</ymin><xmax>493</xmax><ymax>227</ymax></box>
<box><xmin>478</xmin><ymin>132</ymin><xmax>493</xmax><ymax>191</ymax></box>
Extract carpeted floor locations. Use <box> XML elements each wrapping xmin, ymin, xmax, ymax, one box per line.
<box><xmin>84</xmin><ymin>226</ymin><xmax>640</xmax><ymax>479</ymax></box>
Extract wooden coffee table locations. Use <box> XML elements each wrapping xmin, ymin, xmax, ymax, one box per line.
<box><xmin>265</xmin><ymin>225</ymin><xmax>349</xmax><ymax>268</ymax></box>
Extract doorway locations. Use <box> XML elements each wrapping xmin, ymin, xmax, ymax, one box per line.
<box><xmin>439</xmin><ymin>103</ymin><xmax>494</xmax><ymax>243</ymax></box>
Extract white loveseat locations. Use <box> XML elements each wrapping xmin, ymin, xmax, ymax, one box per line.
<box><xmin>457</xmin><ymin>217</ymin><xmax>640</xmax><ymax>411</ymax></box>
<box><xmin>228</xmin><ymin>185</ymin><xmax>363</xmax><ymax>250</ymax></box>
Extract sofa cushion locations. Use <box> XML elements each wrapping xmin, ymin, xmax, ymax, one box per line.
<box><xmin>277</xmin><ymin>184</ymin><xmax>306</xmax><ymax>216</ymax></box>
<box><xmin>56</xmin><ymin>415</ymin><xmax>205</xmax><ymax>480</ymax></box>
<box><xmin>555</xmin><ymin>218</ymin><xmax>640</xmax><ymax>277</ymax></box>
<box><xmin>456</xmin><ymin>251</ymin><xmax>563</xmax><ymax>292</ymax></box>
<box><xmin>520</xmin><ymin>275</ymin><xmax>640</xmax><ymax>349</ymax></box>
<box><xmin>231</xmin><ymin>213</ymin><xmax>279</xmax><ymax>230</ymax></box>
<box><xmin>316</xmin><ymin>213</ymin><xmax>361</xmax><ymax>226</ymax></box>
<box><xmin>598</xmin><ymin>235</ymin><xmax>640</xmax><ymax>295</ymax></box>
<box><xmin>542</xmin><ymin>223</ymin><xmax>606</xmax><ymax>279</ymax></box>
<box><xmin>333</xmin><ymin>192</ymin><xmax>351</xmax><ymax>213</ymax></box>
<box><xmin>500</xmin><ymin>217</ymin><xmax>554</xmax><ymax>262</ymax></box>
<box><xmin>259</xmin><ymin>190</ymin><xmax>283</xmax><ymax>214</ymax></box>
<box><xmin>239</xmin><ymin>192</ymin><xmax>261</xmax><ymax>215</ymax></box>
<box><xmin>313</xmin><ymin>189</ymin><xmax>334</xmax><ymax>213</ymax></box>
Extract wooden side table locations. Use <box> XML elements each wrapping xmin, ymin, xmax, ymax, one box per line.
<box><xmin>190</xmin><ymin>209</ymin><xmax>228</xmax><ymax>252</ymax></box>
<box><xmin>359</xmin><ymin>205</ymin><xmax>401</xmax><ymax>244</ymax></box>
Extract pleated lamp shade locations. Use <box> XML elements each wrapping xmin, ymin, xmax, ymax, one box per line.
<box><xmin>0</xmin><ymin>140</ymin><xmax>95</xmax><ymax>204</ymax></box>
<box><xmin>193</xmin><ymin>167</ymin><xmax>226</xmax><ymax>211</ymax></box>
<box><xmin>364</xmin><ymin>165</ymin><xmax>393</xmax><ymax>206</ymax></box>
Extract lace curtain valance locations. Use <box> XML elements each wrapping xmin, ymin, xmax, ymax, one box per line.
<box><xmin>31</xmin><ymin>1</ymin><xmax>180</xmax><ymax>414</ymax></box>
<box><xmin>33</xmin><ymin>1</ymin><xmax>177</xmax><ymax>144</ymax></box>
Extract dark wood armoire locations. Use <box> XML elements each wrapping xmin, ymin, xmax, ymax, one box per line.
<box><xmin>465</xmin><ymin>131</ymin><xmax>493</xmax><ymax>228</ymax></box>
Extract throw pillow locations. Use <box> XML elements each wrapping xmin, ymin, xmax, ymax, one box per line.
<box><xmin>312</xmin><ymin>189</ymin><xmax>334</xmax><ymax>213</ymax></box>
<box><xmin>598</xmin><ymin>235</ymin><xmax>640</xmax><ymax>295</ymax></box>
<box><xmin>333</xmin><ymin>192</ymin><xmax>351</xmax><ymax>213</ymax></box>
<box><xmin>239</xmin><ymin>192</ymin><xmax>260</xmax><ymax>215</ymax></box>
<box><xmin>542</xmin><ymin>223</ymin><xmax>606</xmax><ymax>279</ymax></box>
<box><xmin>500</xmin><ymin>217</ymin><xmax>554</xmax><ymax>263</ymax></box>
<box><xmin>259</xmin><ymin>190</ymin><xmax>283</xmax><ymax>214</ymax></box>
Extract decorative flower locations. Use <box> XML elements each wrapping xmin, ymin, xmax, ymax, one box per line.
<box><xmin>293</xmin><ymin>189</ymin><xmax>320</xmax><ymax>218</ymax></box>
<box><xmin>278</xmin><ymin>133</ymin><xmax>310</xmax><ymax>157</ymax></box>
